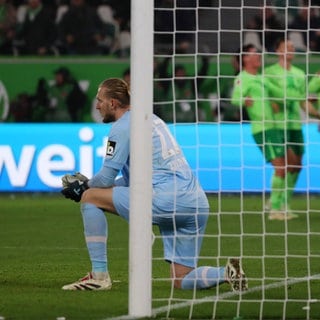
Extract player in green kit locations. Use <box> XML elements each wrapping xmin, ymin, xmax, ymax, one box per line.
<box><xmin>231</xmin><ymin>44</ymin><xmax>295</xmax><ymax>221</ymax></box>
<box><xmin>264</xmin><ymin>38</ymin><xmax>320</xmax><ymax>217</ymax></box>
<box><xmin>308</xmin><ymin>71</ymin><xmax>320</xmax><ymax>112</ymax></box>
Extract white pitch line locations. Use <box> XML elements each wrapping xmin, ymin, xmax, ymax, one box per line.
<box><xmin>1</xmin><ymin>246</ymin><xmax>87</xmax><ymax>251</ymax></box>
<box><xmin>0</xmin><ymin>246</ymin><xmax>124</xmax><ymax>251</ymax></box>
<box><xmin>104</xmin><ymin>274</ymin><xmax>320</xmax><ymax>320</ymax></box>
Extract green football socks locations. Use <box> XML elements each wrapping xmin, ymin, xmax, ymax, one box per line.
<box><xmin>270</xmin><ymin>174</ymin><xmax>285</xmax><ymax>210</ymax></box>
<box><xmin>282</xmin><ymin>172</ymin><xmax>298</xmax><ymax>210</ymax></box>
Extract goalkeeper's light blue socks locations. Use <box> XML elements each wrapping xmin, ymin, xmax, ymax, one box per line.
<box><xmin>81</xmin><ymin>203</ymin><xmax>108</xmax><ymax>274</ymax></box>
<box><xmin>181</xmin><ymin>266</ymin><xmax>225</xmax><ymax>290</ymax></box>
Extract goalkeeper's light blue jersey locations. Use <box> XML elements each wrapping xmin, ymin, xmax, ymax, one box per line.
<box><xmin>91</xmin><ymin>110</ymin><xmax>209</xmax><ymax>211</ymax></box>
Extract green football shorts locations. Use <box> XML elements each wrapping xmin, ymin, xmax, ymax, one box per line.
<box><xmin>253</xmin><ymin>129</ymin><xmax>286</xmax><ymax>162</ymax></box>
<box><xmin>286</xmin><ymin>129</ymin><xmax>305</xmax><ymax>156</ymax></box>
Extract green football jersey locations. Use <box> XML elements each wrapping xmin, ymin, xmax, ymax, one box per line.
<box><xmin>308</xmin><ymin>74</ymin><xmax>320</xmax><ymax>110</ymax></box>
<box><xmin>231</xmin><ymin>70</ymin><xmax>275</xmax><ymax>134</ymax></box>
<box><xmin>264</xmin><ymin>63</ymin><xmax>306</xmax><ymax>130</ymax></box>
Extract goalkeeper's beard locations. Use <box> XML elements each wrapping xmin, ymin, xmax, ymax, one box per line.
<box><xmin>103</xmin><ymin>114</ymin><xmax>116</xmax><ymax>123</ymax></box>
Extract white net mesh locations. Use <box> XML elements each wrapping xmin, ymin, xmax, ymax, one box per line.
<box><xmin>151</xmin><ymin>1</ymin><xmax>320</xmax><ymax>319</ymax></box>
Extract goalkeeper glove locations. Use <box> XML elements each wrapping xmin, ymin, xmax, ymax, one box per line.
<box><xmin>61</xmin><ymin>172</ymin><xmax>89</xmax><ymax>202</ymax></box>
<box><xmin>61</xmin><ymin>180</ymin><xmax>88</xmax><ymax>202</ymax></box>
<box><xmin>62</xmin><ymin>172</ymin><xmax>89</xmax><ymax>188</ymax></box>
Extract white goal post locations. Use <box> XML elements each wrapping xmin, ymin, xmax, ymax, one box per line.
<box><xmin>128</xmin><ymin>1</ymin><xmax>320</xmax><ymax>319</ymax></box>
<box><xmin>129</xmin><ymin>0</ymin><xmax>153</xmax><ymax>317</ymax></box>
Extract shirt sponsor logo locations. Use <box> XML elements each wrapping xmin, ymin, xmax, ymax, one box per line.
<box><xmin>106</xmin><ymin>140</ymin><xmax>116</xmax><ymax>156</ymax></box>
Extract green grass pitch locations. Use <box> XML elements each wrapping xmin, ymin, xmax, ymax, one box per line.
<box><xmin>1</xmin><ymin>193</ymin><xmax>320</xmax><ymax>319</ymax></box>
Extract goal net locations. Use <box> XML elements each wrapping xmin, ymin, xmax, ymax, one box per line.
<box><xmin>129</xmin><ymin>0</ymin><xmax>320</xmax><ymax>319</ymax></box>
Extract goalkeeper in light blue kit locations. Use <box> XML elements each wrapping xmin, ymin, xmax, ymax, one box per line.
<box><xmin>61</xmin><ymin>78</ymin><xmax>247</xmax><ymax>291</ymax></box>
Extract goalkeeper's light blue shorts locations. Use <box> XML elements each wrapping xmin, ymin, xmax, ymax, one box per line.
<box><xmin>113</xmin><ymin>186</ymin><xmax>209</xmax><ymax>268</ymax></box>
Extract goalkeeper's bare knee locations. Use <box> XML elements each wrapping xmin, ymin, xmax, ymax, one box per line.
<box><xmin>81</xmin><ymin>188</ymin><xmax>117</xmax><ymax>214</ymax></box>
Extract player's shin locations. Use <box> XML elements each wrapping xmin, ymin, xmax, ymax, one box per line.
<box><xmin>81</xmin><ymin>203</ymin><xmax>108</xmax><ymax>274</ymax></box>
<box><xmin>283</xmin><ymin>172</ymin><xmax>298</xmax><ymax>210</ymax></box>
<box><xmin>270</xmin><ymin>174</ymin><xmax>285</xmax><ymax>211</ymax></box>
<box><xmin>181</xmin><ymin>266</ymin><xmax>225</xmax><ymax>290</ymax></box>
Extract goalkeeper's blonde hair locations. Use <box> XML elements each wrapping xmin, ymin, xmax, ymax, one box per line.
<box><xmin>99</xmin><ymin>78</ymin><xmax>130</xmax><ymax>108</ymax></box>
